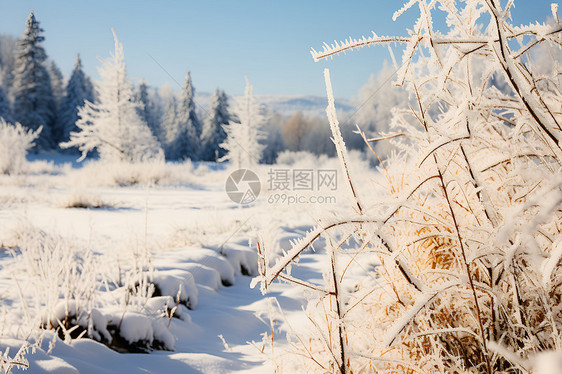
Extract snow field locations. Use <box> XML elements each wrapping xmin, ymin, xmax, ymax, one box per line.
<box><xmin>0</xmin><ymin>153</ymin><xmax>364</xmax><ymax>372</ymax></box>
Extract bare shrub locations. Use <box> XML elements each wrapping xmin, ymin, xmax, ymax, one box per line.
<box><xmin>59</xmin><ymin>188</ymin><xmax>116</xmax><ymax>209</ymax></box>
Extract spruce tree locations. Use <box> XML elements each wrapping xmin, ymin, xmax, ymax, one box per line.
<box><xmin>172</xmin><ymin>71</ymin><xmax>200</xmax><ymax>160</ymax></box>
<box><xmin>201</xmin><ymin>89</ymin><xmax>229</xmax><ymax>161</ymax></box>
<box><xmin>136</xmin><ymin>79</ymin><xmax>161</xmax><ymax>141</ymax></box>
<box><xmin>159</xmin><ymin>91</ymin><xmax>178</xmax><ymax>159</ymax></box>
<box><xmin>12</xmin><ymin>11</ymin><xmax>56</xmax><ymax>149</ymax></box>
<box><xmin>59</xmin><ymin>54</ymin><xmax>94</xmax><ymax>147</ymax></box>
<box><xmin>48</xmin><ymin>60</ymin><xmax>64</xmax><ymax>106</ymax></box>
<box><xmin>48</xmin><ymin>60</ymin><xmax>64</xmax><ymax>143</ymax></box>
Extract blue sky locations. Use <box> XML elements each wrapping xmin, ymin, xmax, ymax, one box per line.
<box><xmin>0</xmin><ymin>1</ymin><xmax>556</xmax><ymax>98</ymax></box>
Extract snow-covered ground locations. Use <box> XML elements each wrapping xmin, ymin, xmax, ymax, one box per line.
<box><xmin>0</xmin><ymin>154</ymin><xmax>373</xmax><ymax>373</ymax></box>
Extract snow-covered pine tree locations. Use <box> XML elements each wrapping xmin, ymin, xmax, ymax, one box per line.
<box><xmin>61</xmin><ymin>31</ymin><xmax>162</xmax><ymax>162</ymax></box>
<box><xmin>0</xmin><ymin>86</ymin><xmax>13</xmax><ymax>123</ymax></box>
<box><xmin>159</xmin><ymin>87</ymin><xmax>179</xmax><ymax>159</ymax></box>
<box><xmin>47</xmin><ymin>60</ymin><xmax>64</xmax><ymax>143</ymax></box>
<box><xmin>171</xmin><ymin>71</ymin><xmax>200</xmax><ymax>160</ymax></box>
<box><xmin>59</xmin><ymin>54</ymin><xmax>95</xmax><ymax>149</ymax></box>
<box><xmin>135</xmin><ymin>78</ymin><xmax>162</xmax><ymax>142</ymax></box>
<box><xmin>200</xmin><ymin>89</ymin><xmax>229</xmax><ymax>161</ymax></box>
<box><xmin>220</xmin><ymin>78</ymin><xmax>265</xmax><ymax>169</ymax></box>
<box><xmin>12</xmin><ymin>11</ymin><xmax>57</xmax><ymax>150</ymax></box>
<box><xmin>48</xmin><ymin>61</ymin><xmax>64</xmax><ymax>105</ymax></box>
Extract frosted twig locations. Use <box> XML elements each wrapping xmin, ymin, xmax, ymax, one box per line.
<box><xmin>324</xmin><ymin>68</ymin><xmax>364</xmax><ymax>215</ymax></box>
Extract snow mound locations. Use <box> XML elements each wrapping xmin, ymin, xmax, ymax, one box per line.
<box><xmin>34</xmin><ymin>358</ymin><xmax>80</xmax><ymax>374</ymax></box>
<box><xmin>154</xmin><ymin>247</ymin><xmax>236</xmax><ymax>287</ymax></box>
<box><xmin>118</xmin><ymin>312</ymin><xmax>154</xmax><ymax>345</ymax></box>
<box><xmin>102</xmin><ymin>310</ymin><xmax>175</xmax><ymax>352</ymax></box>
<box><xmin>221</xmin><ymin>245</ymin><xmax>258</xmax><ymax>276</ymax></box>
<box><xmin>152</xmin><ymin>269</ymin><xmax>198</xmax><ymax>309</ymax></box>
<box><xmin>181</xmin><ymin>263</ymin><xmax>222</xmax><ymax>290</ymax></box>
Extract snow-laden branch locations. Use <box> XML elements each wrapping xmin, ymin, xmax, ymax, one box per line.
<box><xmin>311</xmin><ymin>33</ymin><xmax>410</xmax><ymax>62</ymax></box>
<box><xmin>383</xmin><ymin>280</ymin><xmax>461</xmax><ymax>347</ymax></box>
<box><xmin>324</xmin><ymin>68</ymin><xmax>364</xmax><ymax>214</ymax></box>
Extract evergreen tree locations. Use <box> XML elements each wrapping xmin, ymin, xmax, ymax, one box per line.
<box><xmin>201</xmin><ymin>89</ymin><xmax>230</xmax><ymax>161</ymax></box>
<box><xmin>221</xmin><ymin>78</ymin><xmax>265</xmax><ymax>168</ymax></box>
<box><xmin>61</xmin><ymin>31</ymin><xmax>162</xmax><ymax>162</ymax></box>
<box><xmin>0</xmin><ymin>86</ymin><xmax>13</xmax><ymax>123</ymax></box>
<box><xmin>12</xmin><ymin>11</ymin><xmax>56</xmax><ymax>149</ymax></box>
<box><xmin>48</xmin><ymin>60</ymin><xmax>64</xmax><ymax>106</ymax></box>
<box><xmin>159</xmin><ymin>90</ymin><xmax>179</xmax><ymax>159</ymax></box>
<box><xmin>171</xmin><ymin>71</ymin><xmax>200</xmax><ymax>160</ymax></box>
<box><xmin>135</xmin><ymin>79</ymin><xmax>161</xmax><ymax>141</ymax></box>
<box><xmin>48</xmin><ymin>60</ymin><xmax>64</xmax><ymax>143</ymax></box>
<box><xmin>59</xmin><ymin>54</ymin><xmax>94</xmax><ymax>147</ymax></box>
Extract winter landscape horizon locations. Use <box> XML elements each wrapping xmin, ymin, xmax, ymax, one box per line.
<box><xmin>1</xmin><ymin>1</ymin><xmax>562</xmax><ymax>373</ymax></box>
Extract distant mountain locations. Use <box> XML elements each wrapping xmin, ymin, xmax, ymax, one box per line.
<box><xmin>256</xmin><ymin>94</ymin><xmax>355</xmax><ymax>118</ymax></box>
<box><xmin>195</xmin><ymin>93</ymin><xmax>355</xmax><ymax>118</ymax></box>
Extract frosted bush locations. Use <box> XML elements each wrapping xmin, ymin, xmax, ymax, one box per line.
<box><xmin>0</xmin><ymin>119</ymin><xmax>41</xmax><ymax>175</ymax></box>
<box><xmin>256</xmin><ymin>1</ymin><xmax>562</xmax><ymax>373</ymax></box>
<box><xmin>2</xmin><ymin>222</ymin><xmax>181</xmax><ymax>353</ymax></box>
<box><xmin>6</xmin><ymin>222</ymin><xmax>96</xmax><ymax>337</ymax></box>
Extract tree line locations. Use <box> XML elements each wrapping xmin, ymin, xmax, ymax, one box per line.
<box><xmin>0</xmin><ymin>11</ymin><xmax>406</xmax><ymax>165</ymax></box>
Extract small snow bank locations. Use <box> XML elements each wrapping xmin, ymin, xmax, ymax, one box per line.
<box><xmin>116</xmin><ymin>312</ymin><xmax>154</xmax><ymax>346</ymax></box>
<box><xmin>33</xmin><ymin>357</ymin><xmax>79</xmax><ymax>374</ymax></box>
<box><xmin>41</xmin><ymin>301</ymin><xmax>178</xmax><ymax>353</ymax></box>
<box><xmin>106</xmin><ymin>310</ymin><xmax>175</xmax><ymax>353</ymax></box>
<box><xmin>221</xmin><ymin>245</ymin><xmax>258</xmax><ymax>276</ymax></box>
<box><xmin>85</xmin><ymin>308</ymin><xmax>176</xmax><ymax>353</ymax></box>
<box><xmin>182</xmin><ymin>263</ymin><xmax>223</xmax><ymax>290</ymax></box>
<box><xmin>153</xmin><ymin>269</ymin><xmax>198</xmax><ymax>309</ymax></box>
<box><xmin>153</xmin><ymin>247</ymin><xmax>238</xmax><ymax>288</ymax></box>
